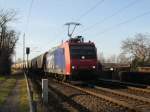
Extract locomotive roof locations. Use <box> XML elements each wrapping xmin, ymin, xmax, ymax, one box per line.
<box><xmin>69</xmin><ymin>42</ymin><xmax>95</xmax><ymax>45</ymax></box>
<box><xmin>65</xmin><ymin>36</ymin><xmax>95</xmax><ymax>45</ymax></box>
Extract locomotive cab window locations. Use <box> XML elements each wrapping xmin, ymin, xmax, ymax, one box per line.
<box><xmin>69</xmin><ymin>45</ymin><xmax>96</xmax><ymax>59</ymax></box>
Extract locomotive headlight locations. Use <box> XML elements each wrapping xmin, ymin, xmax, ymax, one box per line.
<box><xmin>92</xmin><ymin>66</ymin><xmax>96</xmax><ymax>69</ymax></box>
<box><xmin>72</xmin><ymin>66</ymin><xmax>75</xmax><ymax>69</ymax></box>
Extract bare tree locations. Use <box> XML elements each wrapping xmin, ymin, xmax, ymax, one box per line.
<box><xmin>98</xmin><ymin>52</ymin><xmax>105</xmax><ymax>63</ymax></box>
<box><xmin>0</xmin><ymin>9</ymin><xmax>19</xmax><ymax>74</ymax></box>
<box><xmin>117</xmin><ymin>53</ymin><xmax>130</xmax><ymax>64</ymax></box>
<box><xmin>121</xmin><ymin>33</ymin><xmax>150</xmax><ymax>70</ymax></box>
<box><xmin>106</xmin><ymin>54</ymin><xmax>117</xmax><ymax>63</ymax></box>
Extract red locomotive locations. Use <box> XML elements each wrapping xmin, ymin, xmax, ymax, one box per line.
<box><xmin>30</xmin><ymin>36</ymin><xmax>98</xmax><ymax>81</ymax></box>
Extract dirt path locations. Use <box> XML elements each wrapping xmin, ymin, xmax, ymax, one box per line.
<box><xmin>0</xmin><ymin>80</ymin><xmax>20</xmax><ymax>112</ymax></box>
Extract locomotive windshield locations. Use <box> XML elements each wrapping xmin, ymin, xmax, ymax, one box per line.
<box><xmin>70</xmin><ymin>45</ymin><xmax>97</xmax><ymax>59</ymax></box>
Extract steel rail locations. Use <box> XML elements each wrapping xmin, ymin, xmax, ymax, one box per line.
<box><xmin>98</xmin><ymin>79</ymin><xmax>150</xmax><ymax>97</ymax></box>
<box><xmin>128</xmin><ymin>86</ymin><xmax>150</xmax><ymax>94</ymax></box>
<box><xmin>94</xmin><ymin>85</ymin><xmax>150</xmax><ymax>104</ymax></box>
<box><xmin>98</xmin><ymin>79</ymin><xmax>148</xmax><ymax>88</ymax></box>
<box><xmin>60</xmin><ymin>81</ymin><xmax>140</xmax><ymax>112</ymax></box>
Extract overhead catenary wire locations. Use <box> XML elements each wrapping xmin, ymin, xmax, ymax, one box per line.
<box><xmin>26</xmin><ymin>0</ymin><xmax>34</xmax><ymax>34</ymax></box>
<box><xmin>53</xmin><ymin>0</ymin><xmax>104</xmax><ymax>40</ymax></box>
<box><xmin>80</xmin><ymin>0</ymin><xmax>140</xmax><ymax>34</ymax></box>
<box><xmin>94</xmin><ymin>10</ymin><xmax>150</xmax><ymax>36</ymax></box>
<box><xmin>23</xmin><ymin>0</ymin><xmax>34</xmax><ymax>62</ymax></box>
<box><xmin>61</xmin><ymin>0</ymin><xmax>105</xmax><ymax>38</ymax></box>
<box><xmin>76</xmin><ymin>0</ymin><xmax>105</xmax><ymax>22</ymax></box>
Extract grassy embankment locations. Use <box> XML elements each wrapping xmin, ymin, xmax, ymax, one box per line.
<box><xmin>0</xmin><ymin>75</ymin><xmax>16</xmax><ymax>105</ymax></box>
<box><xmin>19</xmin><ymin>77</ymin><xmax>30</xmax><ymax>112</ymax></box>
<box><xmin>0</xmin><ymin>73</ymin><xmax>29</xmax><ymax>112</ymax></box>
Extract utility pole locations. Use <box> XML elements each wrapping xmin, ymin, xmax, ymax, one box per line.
<box><xmin>15</xmin><ymin>51</ymin><xmax>16</xmax><ymax>68</ymax></box>
<box><xmin>23</xmin><ymin>33</ymin><xmax>25</xmax><ymax>69</ymax></box>
<box><xmin>65</xmin><ymin>22</ymin><xmax>81</xmax><ymax>38</ymax></box>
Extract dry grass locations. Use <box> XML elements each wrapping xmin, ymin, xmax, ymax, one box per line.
<box><xmin>19</xmin><ymin>78</ymin><xmax>29</xmax><ymax>112</ymax></box>
<box><xmin>0</xmin><ymin>75</ymin><xmax>6</xmax><ymax>81</ymax></box>
<box><xmin>0</xmin><ymin>78</ymin><xmax>16</xmax><ymax>105</ymax></box>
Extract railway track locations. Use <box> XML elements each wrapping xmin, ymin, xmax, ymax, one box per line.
<box><xmin>92</xmin><ymin>85</ymin><xmax>150</xmax><ymax>111</ymax></box>
<box><xmin>96</xmin><ymin>79</ymin><xmax>150</xmax><ymax>99</ymax></box>
<box><xmin>116</xmin><ymin>86</ymin><xmax>150</xmax><ymax>99</ymax></box>
<box><xmin>98</xmin><ymin>79</ymin><xmax>150</xmax><ymax>89</ymax></box>
<box><xmin>63</xmin><ymin>80</ymin><xmax>150</xmax><ymax>111</ymax></box>
<box><xmin>30</xmin><ymin>74</ymin><xmax>150</xmax><ymax>112</ymax></box>
<box><xmin>48</xmin><ymin>78</ymin><xmax>150</xmax><ymax>112</ymax></box>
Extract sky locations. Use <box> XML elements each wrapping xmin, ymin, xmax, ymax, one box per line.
<box><xmin>0</xmin><ymin>0</ymin><xmax>150</xmax><ymax>60</ymax></box>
